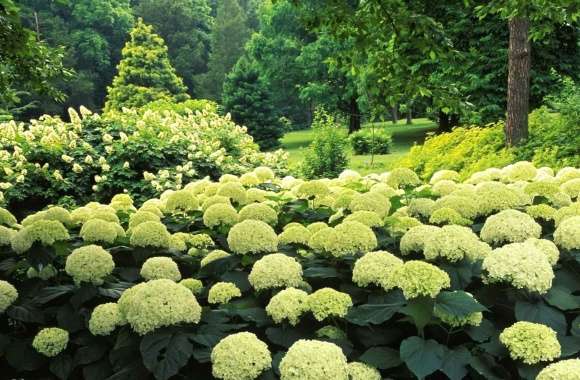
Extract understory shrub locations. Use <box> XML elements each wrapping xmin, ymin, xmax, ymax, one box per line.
<box><xmin>301</xmin><ymin>109</ymin><xmax>349</xmax><ymax>179</ymax></box>
<box><xmin>0</xmin><ymin>161</ymin><xmax>578</xmax><ymax>379</ymax></box>
<box><xmin>0</xmin><ymin>106</ymin><xmax>287</xmax><ymax>212</ymax></box>
<box><xmin>349</xmin><ymin>128</ymin><xmax>393</xmax><ymax>155</ymax></box>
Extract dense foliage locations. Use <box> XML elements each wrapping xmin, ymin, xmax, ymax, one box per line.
<box><xmin>0</xmin><ymin>107</ymin><xmax>287</xmax><ymax>212</ymax></box>
<box><xmin>222</xmin><ymin>56</ymin><xmax>283</xmax><ymax>150</ymax></box>
<box><xmin>104</xmin><ymin>19</ymin><xmax>190</xmax><ymax>112</ymax></box>
<box><xmin>0</xmin><ymin>162</ymin><xmax>579</xmax><ymax>379</ymax></box>
<box><xmin>349</xmin><ymin>129</ymin><xmax>393</xmax><ymax>155</ymax></box>
<box><xmin>301</xmin><ymin>109</ymin><xmax>349</xmax><ymax>179</ymax></box>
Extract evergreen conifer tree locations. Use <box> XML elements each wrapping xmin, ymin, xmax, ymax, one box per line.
<box><xmin>223</xmin><ymin>56</ymin><xmax>282</xmax><ymax>150</ymax></box>
<box><xmin>104</xmin><ymin>19</ymin><xmax>189</xmax><ymax>111</ymax></box>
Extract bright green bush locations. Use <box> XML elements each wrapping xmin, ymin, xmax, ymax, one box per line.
<box><xmin>349</xmin><ymin>128</ymin><xmax>393</xmax><ymax>155</ymax></box>
<box><xmin>301</xmin><ymin>109</ymin><xmax>349</xmax><ymax>179</ymax></box>
<box><xmin>0</xmin><ymin>106</ymin><xmax>287</xmax><ymax>211</ymax></box>
<box><xmin>0</xmin><ymin>161</ymin><xmax>578</xmax><ymax>380</ymax></box>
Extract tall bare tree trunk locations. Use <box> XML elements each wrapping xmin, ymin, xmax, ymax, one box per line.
<box><xmin>506</xmin><ymin>17</ymin><xmax>531</xmax><ymax>146</ymax></box>
<box><xmin>348</xmin><ymin>96</ymin><xmax>361</xmax><ymax>134</ymax></box>
<box><xmin>391</xmin><ymin>104</ymin><xmax>398</xmax><ymax>124</ymax></box>
<box><xmin>406</xmin><ymin>104</ymin><xmax>413</xmax><ymax>125</ymax></box>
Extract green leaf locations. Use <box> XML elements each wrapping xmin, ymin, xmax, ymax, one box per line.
<box><xmin>435</xmin><ymin>290</ymin><xmax>487</xmax><ymax>318</ymax></box>
<box><xmin>515</xmin><ymin>300</ymin><xmax>567</xmax><ymax>334</ymax></box>
<box><xmin>346</xmin><ymin>301</ymin><xmax>404</xmax><ymax>326</ymax></box>
<box><xmin>50</xmin><ymin>354</ymin><xmax>73</xmax><ymax>380</ymax></box>
<box><xmin>544</xmin><ymin>286</ymin><xmax>580</xmax><ymax>311</ymax></box>
<box><xmin>303</xmin><ymin>266</ymin><xmax>339</xmax><ymax>278</ymax></box>
<box><xmin>6</xmin><ymin>340</ymin><xmax>45</xmax><ymax>371</ymax></box>
<box><xmin>266</xmin><ymin>327</ymin><xmax>308</xmax><ymax>348</ymax></box>
<box><xmin>401</xmin><ymin>296</ymin><xmax>434</xmax><ymax>331</ymax></box>
<box><xmin>400</xmin><ymin>336</ymin><xmax>445</xmax><ymax>379</ymax></box>
<box><xmin>466</xmin><ymin>319</ymin><xmax>496</xmax><ymax>342</ymax></box>
<box><xmin>82</xmin><ymin>358</ymin><xmax>113</xmax><ymax>380</ymax></box>
<box><xmin>34</xmin><ymin>285</ymin><xmax>75</xmax><ymax>304</ymax></box>
<box><xmin>359</xmin><ymin>346</ymin><xmax>402</xmax><ymax>370</ymax></box>
<box><xmin>468</xmin><ymin>354</ymin><xmax>504</xmax><ymax>380</ymax></box>
<box><xmin>559</xmin><ymin>335</ymin><xmax>580</xmax><ymax>357</ymax></box>
<box><xmin>140</xmin><ymin>330</ymin><xmax>193</xmax><ymax>380</ymax></box>
<box><xmin>7</xmin><ymin>303</ymin><xmax>45</xmax><ymax>323</ymax></box>
<box><xmin>572</xmin><ymin>316</ymin><xmax>580</xmax><ymax>337</ymax></box>
<box><xmin>517</xmin><ymin>363</ymin><xmax>542</xmax><ymax>380</ymax></box>
<box><xmin>74</xmin><ymin>342</ymin><xmax>108</xmax><ymax>365</ymax></box>
<box><xmin>441</xmin><ymin>347</ymin><xmax>472</xmax><ymax>380</ymax></box>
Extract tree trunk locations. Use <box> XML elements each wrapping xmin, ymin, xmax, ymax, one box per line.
<box><xmin>406</xmin><ymin>105</ymin><xmax>413</xmax><ymax>124</ymax></box>
<box><xmin>506</xmin><ymin>17</ymin><xmax>531</xmax><ymax>146</ymax></box>
<box><xmin>437</xmin><ymin>110</ymin><xmax>459</xmax><ymax>133</ymax></box>
<box><xmin>348</xmin><ymin>96</ymin><xmax>361</xmax><ymax>134</ymax></box>
<box><xmin>391</xmin><ymin>104</ymin><xmax>398</xmax><ymax>124</ymax></box>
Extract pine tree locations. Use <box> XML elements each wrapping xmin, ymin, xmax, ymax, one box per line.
<box><xmin>198</xmin><ymin>0</ymin><xmax>250</xmax><ymax>101</ymax></box>
<box><xmin>223</xmin><ymin>56</ymin><xmax>282</xmax><ymax>150</ymax></box>
<box><xmin>104</xmin><ymin>19</ymin><xmax>189</xmax><ymax>111</ymax></box>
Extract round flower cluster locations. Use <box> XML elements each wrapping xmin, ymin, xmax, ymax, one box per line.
<box><xmin>248</xmin><ymin>254</ymin><xmax>303</xmax><ymax>291</ymax></box>
<box><xmin>560</xmin><ymin>178</ymin><xmax>580</xmax><ymax>198</ymax></box>
<box><xmin>343</xmin><ymin>210</ymin><xmax>383</xmax><ymax>227</ymax></box>
<box><xmin>296</xmin><ymin>180</ymin><xmax>330</xmax><ymax>199</ymax></box>
<box><xmin>430</xmin><ymin>169</ymin><xmax>460</xmax><ymax>184</ymax></box>
<box><xmin>480</xmin><ymin>209</ymin><xmax>541</xmax><ymax>245</ymax></box>
<box><xmin>536</xmin><ymin>359</ymin><xmax>580</xmax><ymax>380</ymax></box>
<box><xmin>400</xmin><ymin>225</ymin><xmax>440</xmax><ymax>255</ymax></box>
<box><xmin>0</xmin><ymin>208</ymin><xmax>17</xmax><ymax>227</ymax></box>
<box><xmin>238</xmin><ymin>203</ymin><xmax>278</xmax><ymax>225</ymax></box>
<box><xmin>307</xmin><ymin>288</ymin><xmax>352</xmax><ymax>321</ymax></box>
<box><xmin>386</xmin><ymin>168</ymin><xmax>421</xmax><ymax>188</ymax></box>
<box><xmin>554</xmin><ymin>203</ymin><xmax>580</xmax><ymax>226</ymax></box>
<box><xmin>309</xmin><ymin>221</ymin><xmax>377</xmax><ymax>257</ymax></box>
<box><xmin>279</xmin><ymin>340</ymin><xmax>348</xmax><ymax>380</ymax></box>
<box><xmin>524</xmin><ymin>180</ymin><xmax>560</xmax><ymax>199</ymax></box>
<box><xmin>128</xmin><ymin>210</ymin><xmax>160</xmax><ymax>229</ymax></box>
<box><xmin>393</xmin><ymin>261</ymin><xmax>450</xmax><ymax>299</ymax></box>
<box><xmin>203</xmin><ymin>203</ymin><xmax>239</xmax><ymax>228</ymax></box>
<box><xmin>265</xmin><ymin>287</ymin><xmax>309</xmax><ymax>325</ymax></box>
<box><xmin>278</xmin><ymin>225</ymin><xmax>311</xmax><ymax>246</ymax></box>
<box><xmin>89</xmin><ymin>303</ymin><xmax>126</xmax><ymax>336</ymax></box>
<box><xmin>22</xmin><ymin>206</ymin><xmax>73</xmax><ymax>227</ymax></box>
<box><xmin>129</xmin><ymin>221</ymin><xmax>171</xmax><ymax>248</ymax></box>
<box><xmin>385</xmin><ymin>216</ymin><xmax>422</xmax><ymax>238</ymax></box>
<box><xmin>315</xmin><ymin>325</ymin><xmax>346</xmax><ymax>340</ymax></box>
<box><xmin>0</xmin><ymin>226</ymin><xmax>15</xmax><ymax>246</ymax></box>
<box><xmin>201</xmin><ymin>195</ymin><xmax>230</xmax><ymax>211</ymax></box>
<box><xmin>407</xmin><ymin>198</ymin><xmax>435</xmax><ymax>219</ymax></box>
<box><xmin>217</xmin><ymin>182</ymin><xmax>248</xmax><ymax>205</ymax></box>
<box><xmin>349</xmin><ymin>192</ymin><xmax>390</xmax><ymax>218</ymax></box>
<box><xmin>140</xmin><ymin>257</ymin><xmax>181</xmax><ymax>281</ymax></box>
<box><xmin>65</xmin><ymin>245</ymin><xmax>115</xmax><ymax>285</ymax></box>
<box><xmin>211</xmin><ymin>332</ymin><xmax>272</xmax><ymax>380</ymax></box>
<box><xmin>432</xmin><ymin>195</ymin><xmax>479</xmax><ymax>220</ymax></box>
<box><xmin>431</xmin><ymin>180</ymin><xmax>458</xmax><ymax>196</ymax></box>
<box><xmin>118</xmin><ymin>279</ymin><xmax>202</xmax><ymax>335</ymax></box>
<box><xmin>554</xmin><ymin>216</ymin><xmax>580</xmax><ymax>250</ymax></box>
<box><xmin>32</xmin><ymin>327</ymin><xmax>69</xmax><ymax>357</ymax></box>
<box><xmin>208</xmin><ymin>282</ymin><xmax>242</xmax><ymax>304</ymax></box>
<box><xmin>200</xmin><ymin>250</ymin><xmax>231</xmax><ymax>267</ymax></box>
<box><xmin>499</xmin><ymin>322</ymin><xmax>560</xmax><ymax>365</ymax></box>
<box><xmin>429</xmin><ymin>207</ymin><xmax>472</xmax><ymax>226</ymax></box>
<box><xmin>475</xmin><ymin>182</ymin><xmax>523</xmax><ymax>215</ymax></box>
<box><xmin>503</xmin><ymin>161</ymin><xmax>537</xmax><ymax>181</ymax></box>
<box><xmin>11</xmin><ymin>220</ymin><xmax>70</xmax><ymax>254</ymax></box>
<box><xmin>352</xmin><ymin>251</ymin><xmax>403</xmax><ymax>291</ymax></box>
<box><xmin>227</xmin><ymin>220</ymin><xmax>278</xmax><ymax>255</ymax></box>
<box><xmin>80</xmin><ymin>218</ymin><xmax>125</xmax><ymax>244</ymax></box>
<box><xmin>347</xmin><ymin>362</ymin><xmax>382</xmax><ymax>380</ymax></box>
<box><xmin>27</xmin><ymin>264</ymin><xmax>58</xmax><ymax>280</ymax></box>
<box><xmin>180</xmin><ymin>278</ymin><xmax>203</xmax><ymax>294</ymax></box>
<box><xmin>524</xmin><ymin>238</ymin><xmax>559</xmax><ymax>266</ymax></box>
<box><xmin>165</xmin><ymin>190</ymin><xmax>199</xmax><ymax>212</ymax></box>
<box><xmin>423</xmin><ymin>225</ymin><xmax>490</xmax><ymax>262</ymax></box>
<box><xmin>526</xmin><ymin>204</ymin><xmax>556</xmax><ymax>221</ymax></box>
<box><xmin>482</xmin><ymin>242</ymin><xmax>554</xmax><ymax>293</ymax></box>
<box><xmin>0</xmin><ymin>280</ymin><xmax>18</xmax><ymax>313</ymax></box>
<box><xmin>188</xmin><ymin>233</ymin><xmax>214</xmax><ymax>249</ymax></box>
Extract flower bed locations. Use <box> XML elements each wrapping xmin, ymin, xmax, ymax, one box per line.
<box><xmin>0</xmin><ymin>162</ymin><xmax>579</xmax><ymax>379</ymax></box>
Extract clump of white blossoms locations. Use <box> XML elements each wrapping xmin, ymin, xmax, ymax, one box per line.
<box><xmin>0</xmin><ymin>280</ymin><xmax>18</xmax><ymax>313</ymax></box>
<box><xmin>352</xmin><ymin>251</ymin><xmax>403</xmax><ymax>291</ymax></box>
<box><xmin>208</xmin><ymin>282</ymin><xmax>242</xmax><ymax>305</ymax></box>
<box><xmin>227</xmin><ymin>220</ymin><xmax>278</xmax><ymax>255</ymax></box>
<box><xmin>140</xmin><ymin>256</ymin><xmax>181</xmax><ymax>281</ymax></box>
<box><xmin>480</xmin><ymin>209</ymin><xmax>541</xmax><ymax>245</ymax></box>
<box><xmin>499</xmin><ymin>322</ymin><xmax>560</xmax><ymax>365</ymax></box>
<box><xmin>265</xmin><ymin>287</ymin><xmax>309</xmax><ymax>325</ymax></box>
<box><xmin>32</xmin><ymin>327</ymin><xmax>69</xmax><ymax>357</ymax></box>
<box><xmin>279</xmin><ymin>340</ymin><xmax>348</xmax><ymax>380</ymax></box>
<box><xmin>211</xmin><ymin>332</ymin><xmax>271</xmax><ymax>380</ymax></box>
<box><xmin>89</xmin><ymin>303</ymin><xmax>126</xmax><ymax>336</ymax></box>
<box><xmin>248</xmin><ymin>253</ymin><xmax>303</xmax><ymax>291</ymax></box>
<box><xmin>65</xmin><ymin>245</ymin><xmax>115</xmax><ymax>285</ymax></box>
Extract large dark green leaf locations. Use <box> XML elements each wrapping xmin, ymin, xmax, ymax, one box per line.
<box><xmin>34</xmin><ymin>285</ymin><xmax>75</xmax><ymax>304</ymax></box>
<box><xmin>559</xmin><ymin>335</ymin><xmax>580</xmax><ymax>357</ymax></box>
<box><xmin>74</xmin><ymin>342</ymin><xmax>109</xmax><ymax>365</ymax></box>
<box><xmin>6</xmin><ymin>340</ymin><xmax>45</xmax><ymax>371</ymax></box>
<box><xmin>435</xmin><ymin>290</ymin><xmax>488</xmax><ymax>318</ymax></box>
<box><xmin>359</xmin><ymin>346</ymin><xmax>402</xmax><ymax>370</ymax></box>
<box><xmin>469</xmin><ymin>354</ymin><xmax>505</xmax><ymax>380</ymax></box>
<box><xmin>517</xmin><ymin>363</ymin><xmax>542</xmax><ymax>380</ymax></box>
<box><xmin>515</xmin><ymin>300</ymin><xmax>567</xmax><ymax>334</ymax></box>
<box><xmin>440</xmin><ymin>261</ymin><xmax>480</xmax><ymax>290</ymax></box>
<box><xmin>7</xmin><ymin>303</ymin><xmax>45</xmax><ymax>323</ymax></box>
<box><xmin>303</xmin><ymin>266</ymin><xmax>339</xmax><ymax>279</ymax></box>
<box><xmin>221</xmin><ymin>271</ymin><xmax>251</xmax><ymax>292</ymax></box>
<box><xmin>57</xmin><ymin>303</ymin><xmax>84</xmax><ymax>333</ymax></box>
<box><xmin>50</xmin><ymin>354</ymin><xmax>74</xmax><ymax>380</ymax></box>
<box><xmin>544</xmin><ymin>286</ymin><xmax>580</xmax><ymax>311</ymax></box>
<box><xmin>399</xmin><ymin>337</ymin><xmax>445</xmax><ymax>379</ymax></box>
<box><xmin>346</xmin><ymin>302</ymin><xmax>404</xmax><ymax>326</ymax></box>
<box><xmin>466</xmin><ymin>319</ymin><xmax>496</xmax><ymax>342</ymax></box>
<box><xmin>572</xmin><ymin>316</ymin><xmax>580</xmax><ymax>337</ymax></box>
<box><xmin>83</xmin><ymin>358</ymin><xmax>113</xmax><ymax>380</ymax></box>
<box><xmin>140</xmin><ymin>330</ymin><xmax>194</xmax><ymax>380</ymax></box>
<box><xmin>266</xmin><ymin>327</ymin><xmax>308</xmax><ymax>348</ymax></box>
<box><xmin>401</xmin><ymin>297</ymin><xmax>434</xmax><ymax>331</ymax></box>
<box><xmin>441</xmin><ymin>346</ymin><xmax>472</xmax><ymax>380</ymax></box>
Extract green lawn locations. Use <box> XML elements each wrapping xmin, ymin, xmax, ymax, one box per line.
<box><xmin>281</xmin><ymin>118</ymin><xmax>436</xmax><ymax>175</ymax></box>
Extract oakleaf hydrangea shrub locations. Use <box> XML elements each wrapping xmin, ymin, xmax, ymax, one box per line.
<box><xmin>0</xmin><ymin>161</ymin><xmax>578</xmax><ymax>380</ymax></box>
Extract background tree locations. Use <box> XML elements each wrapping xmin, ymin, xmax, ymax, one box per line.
<box><xmin>198</xmin><ymin>0</ymin><xmax>250</xmax><ymax>101</ymax></box>
<box><xmin>134</xmin><ymin>0</ymin><xmax>212</xmax><ymax>96</ymax></box>
<box><xmin>104</xmin><ymin>19</ymin><xmax>189</xmax><ymax>111</ymax></box>
<box><xmin>477</xmin><ymin>1</ymin><xmax>580</xmax><ymax>146</ymax></box>
<box><xmin>18</xmin><ymin>0</ymin><xmax>134</xmax><ymax>116</ymax></box>
<box><xmin>1</xmin><ymin>0</ymin><xmax>70</xmax><ymax>119</ymax></box>
<box><xmin>223</xmin><ymin>55</ymin><xmax>282</xmax><ymax>150</ymax></box>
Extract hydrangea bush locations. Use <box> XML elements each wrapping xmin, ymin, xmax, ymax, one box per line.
<box><xmin>0</xmin><ymin>106</ymin><xmax>287</xmax><ymax>212</ymax></box>
<box><xmin>0</xmin><ymin>161</ymin><xmax>579</xmax><ymax>379</ymax></box>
